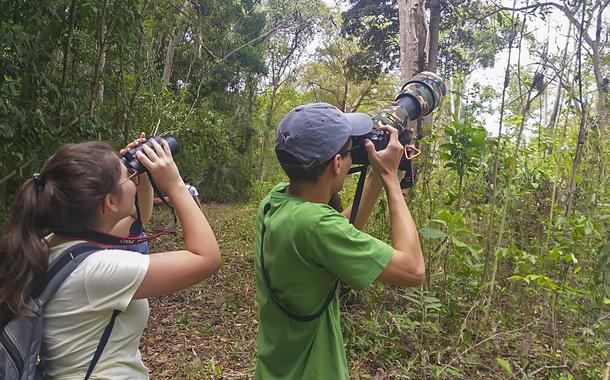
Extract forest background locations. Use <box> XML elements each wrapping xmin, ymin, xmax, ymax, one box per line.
<box><xmin>0</xmin><ymin>0</ymin><xmax>608</xmax><ymax>378</ymax></box>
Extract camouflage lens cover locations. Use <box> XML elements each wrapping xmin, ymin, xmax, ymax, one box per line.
<box><xmin>370</xmin><ymin>103</ymin><xmax>409</xmax><ymax>134</ymax></box>
<box><xmin>398</xmin><ymin>71</ymin><xmax>446</xmax><ymax>117</ymax></box>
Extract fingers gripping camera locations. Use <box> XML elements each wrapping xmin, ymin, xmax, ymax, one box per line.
<box><xmin>121</xmin><ymin>136</ymin><xmax>181</xmax><ymax>174</ymax></box>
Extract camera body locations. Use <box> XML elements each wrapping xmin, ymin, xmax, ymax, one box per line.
<box><xmin>121</xmin><ymin>136</ymin><xmax>180</xmax><ymax>174</ymax></box>
<box><xmin>350</xmin><ymin>71</ymin><xmax>446</xmax><ymax>188</ymax></box>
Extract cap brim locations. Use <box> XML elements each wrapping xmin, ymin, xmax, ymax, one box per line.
<box><xmin>344</xmin><ymin>113</ymin><xmax>373</xmax><ymax>136</ymax></box>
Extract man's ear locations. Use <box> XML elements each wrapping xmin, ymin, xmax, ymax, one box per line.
<box><xmin>329</xmin><ymin>154</ymin><xmax>342</xmax><ymax>175</ymax></box>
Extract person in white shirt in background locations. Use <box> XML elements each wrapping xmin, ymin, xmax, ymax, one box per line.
<box><xmin>154</xmin><ymin>174</ymin><xmax>202</xmax><ymax>210</ymax></box>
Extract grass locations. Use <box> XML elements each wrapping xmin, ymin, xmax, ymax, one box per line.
<box><xmin>141</xmin><ymin>202</ymin><xmax>609</xmax><ymax>379</ymax></box>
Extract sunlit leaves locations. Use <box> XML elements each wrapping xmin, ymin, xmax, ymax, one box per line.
<box><xmin>419</xmin><ymin>227</ymin><xmax>445</xmax><ymax>239</ymax></box>
<box><xmin>440</xmin><ymin>118</ymin><xmax>487</xmax><ymax>177</ymax></box>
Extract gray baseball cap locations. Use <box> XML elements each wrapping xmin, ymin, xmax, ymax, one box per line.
<box><xmin>275</xmin><ymin>103</ymin><xmax>373</xmax><ymax>167</ymax></box>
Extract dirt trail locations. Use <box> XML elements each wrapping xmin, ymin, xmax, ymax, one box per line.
<box><xmin>142</xmin><ymin>203</ymin><xmax>258</xmax><ymax>379</ymax></box>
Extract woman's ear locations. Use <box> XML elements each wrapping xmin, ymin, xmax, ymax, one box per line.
<box><xmin>102</xmin><ymin>193</ymin><xmax>120</xmax><ymax>214</ymax></box>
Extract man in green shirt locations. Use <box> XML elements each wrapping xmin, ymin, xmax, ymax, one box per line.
<box><xmin>254</xmin><ymin>103</ymin><xmax>425</xmax><ymax>379</ymax></box>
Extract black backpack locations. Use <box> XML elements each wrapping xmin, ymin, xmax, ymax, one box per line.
<box><xmin>0</xmin><ymin>243</ymin><xmax>121</xmax><ymax>380</ymax></box>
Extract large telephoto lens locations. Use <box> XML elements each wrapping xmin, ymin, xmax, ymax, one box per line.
<box><xmin>395</xmin><ymin>71</ymin><xmax>446</xmax><ymax>122</ymax></box>
<box><xmin>351</xmin><ymin>71</ymin><xmax>446</xmax><ymax>165</ymax></box>
<box><xmin>121</xmin><ymin>136</ymin><xmax>180</xmax><ymax>173</ymax></box>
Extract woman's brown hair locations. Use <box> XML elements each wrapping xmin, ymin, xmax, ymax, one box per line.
<box><xmin>0</xmin><ymin>141</ymin><xmax>122</xmax><ymax>320</ymax></box>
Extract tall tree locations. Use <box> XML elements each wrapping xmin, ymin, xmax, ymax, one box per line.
<box><xmin>398</xmin><ymin>0</ymin><xmax>427</xmax><ymax>80</ymax></box>
<box><xmin>256</xmin><ymin>0</ymin><xmax>327</xmax><ymax>181</ymax></box>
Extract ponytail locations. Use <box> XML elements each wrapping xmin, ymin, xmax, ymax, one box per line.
<box><xmin>0</xmin><ymin>141</ymin><xmax>121</xmax><ymax>318</ymax></box>
<box><xmin>0</xmin><ymin>179</ymin><xmax>48</xmax><ymax>317</ymax></box>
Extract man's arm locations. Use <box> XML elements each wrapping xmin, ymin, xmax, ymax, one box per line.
<box><xmin>193</xmin><ymin>195</ymin><xmax>202</xmax><ymax>209</ymax></box>
<box><xmin>375</xmin><ymin>178</ymin><xmax>424</xmax><ymax>287</ymax></box>
<box><xmin>362</xmin><ymin>126</ymin><xmax>425</xmax><ymax>287</ymax></box>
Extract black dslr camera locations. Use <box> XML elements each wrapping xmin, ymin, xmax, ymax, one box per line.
<box><xmin>351</xmin><ymin>71</ymin><xmax>446</xmax><ymax>188</ymax></box>
<box><xmin>121</xmin><ymin>136</ymin><xmax>181</xmax><ymax>174</ymax></box>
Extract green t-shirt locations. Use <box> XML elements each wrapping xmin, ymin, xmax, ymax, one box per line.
<box><xmin>254</xmin><ymin>183</ymin><xmax>393</xmax><ymax>380</ymax></box>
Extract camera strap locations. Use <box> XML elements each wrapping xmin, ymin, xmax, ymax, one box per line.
<box><xmin>259</xmin><ymin>203</ymin><xmax>338</xmax><ymax>322</ymax></box>
<box><xmin>347</xmin><ymin>165</ymin><xmax>369</xmax><ymax>224</ymax></box>
<box><xmin>147</xmin><ymin>172</ymin><xmax>178</xmax><ymax>225</ymax></box>
<box><xmin>54</xmin><ymin>228</ymin><xmax>171</xmax><ymax>246</ymax></box>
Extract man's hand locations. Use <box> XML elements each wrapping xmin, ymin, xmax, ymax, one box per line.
<box><xmin>363</xmin><ymin>126</ymin><xmax>404</xmax><ymax>182</ymax></box>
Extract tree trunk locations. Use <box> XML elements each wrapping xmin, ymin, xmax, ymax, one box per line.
<box><xmin>482</xmin><ymin>9</ymin><xmax>519</xmax><ymax>282</ymax></box>
<box><xmin>259</xmin><ymin>87</ymin><xmax>278</xmax><ymax>181</ymax></box>
<box><xmin>89</xmin><ymin>0</ymin><xmax>120</xmax><ymax>115</ymax></box>
<box><xmin>546</xmin><ymin>84</ymin><xmax>562</xmax><ymax>131</ymax></box>
<box><xmin>419</xmin><ymin>0</ymin><xmax>440</xmax><ymax>136</ymax></box>
<box><xmin>398</xmin><ymin>0</ymin><xmax>428</xmax><ymax>81</ymax></box>
<box><xmin>591</xmin><ymin>0</ymin><xmax>608</xmax><ymax>133</ymax></box>
<box><xmin>427</xmin><ymin>0</ymin><xmax>440</xmax><ymax>73</ymax></box>
<box><xmin>485</xmin><ymin>84</ymin><xmax>539</xmax><ymax>322</ymax></box>
<box><xmin>162</xmin><ymin>33</ymin><xmax>179</xmax><ymax>83</ymax></box>
<box><xmin>449</xmin><ymin>76</ymin><xmax>455</xmax><ymax>116</ymax></box>
<box><xmin>61</xmin><ymin>0</ymin><xmax>77</xmax><ymax>89</ymax></box>
<box><xmin>342</xmin><ymin>82</ymin><xmax>349</xmax><ymax>112</ymax></box>
<box><xmin>89</xmin><ymin>0</ymin><xmax>109</xmax><ymax>115</ymax></box>
<box><xmin>592</xmin><ymin>59</ymin><xmax>608</xmax><ymax>132</ymax></box>
<box><xmin>566</xmin><ymin>116</ymin><xmax>587</xmax><ymax>217</ymax></box>
<box><xmin>162</xmin><ymin>0</ymin><xmax>190</xmax><ymax>84</ymax></box>
<box><xmin>565</xmin><ymin>0</ymin><xmax>589</xmax><ymax>217</ymax></box>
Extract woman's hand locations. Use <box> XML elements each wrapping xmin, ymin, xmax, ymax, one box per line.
<box><xmin>120</xmin><ymin>132</ymin><xmax>147</xmax><ymax>156</ymax></box>
<box><xmin>135</xmin><ymin>138</ymin><xmax>184</xmax><ymax>194</ymax></box>
<box><xmin>120</xmin><ymin>132</ymin><xmax>150</xmax><ymax>186</ymax></box>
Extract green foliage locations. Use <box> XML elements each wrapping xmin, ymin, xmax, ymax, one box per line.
<box><xmin>300</xmin><ymin>37</ymin><xmax>399</xmax><ymax>112</ymax></box>
<box><xmin>438</xmin><ymin>4</ymin><xmax>517</xmax><ymax>75</ymax></box>
<box><xmin>341</xmin><ymin>0</ymin><xmax>399</xmax><ymax>74</ymax></box>
<box><xmin>1</xmin><ymin>0</ymin><xmax>609</xmax><ymax>378</ymax></box>
<box><xmin>439</xmin><ymin>118</ymin><xmax>487</xmax><ymax>178</ymax></box>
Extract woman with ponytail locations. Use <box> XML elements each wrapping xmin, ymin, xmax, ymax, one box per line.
<box><xmin>0</xmin><ymin>137</ymin><xmax>220</xmax><ymax>379</ymax></box>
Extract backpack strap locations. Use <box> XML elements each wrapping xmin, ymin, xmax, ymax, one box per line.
<box><xmin>31</xmin><ymin>243</ymin><xmax>102</xmax><ymax>302</ymax></box>
<box><xmin>84</xmin><ymin>309</ymin><xmax>121</xmax><ymax>380</ymax></box>
<box><xmin>259</xmin><ymin>203</ymin><xmax>338</xmax><ymax>322</ymax></box>
<box><xmin>31</xmin><ymin>243</ymin><xmax>122</xmax><ymax>379</ymax></box>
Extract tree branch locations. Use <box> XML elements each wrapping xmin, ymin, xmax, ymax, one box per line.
<box><xmin>0</xmin><ymin>157</ymin><xmax>36</xmax><ymax>185</ymax></box>
<box><xmin>219</xmin><ymin>25</ymin><xmax>284</xmax><ymax>63</ymax></box>
<box><xmin>168</xmin><ymin>1</ymin><xmax>295</xmax><ymax>65</ymax></box>
<box><xmin>439</xmin><ymin>321</ymin><xmax>535</xmax><ymax>375</ymax></box>
<box><xmin>350</xmin><ymin>83</ymin><xmax>373</xmax><ymax>112</ymax></box>
<box><xmin>308</xmin><ymin>81</ymin><xmax>341</xmax><ymax>105</ymax></box>
<box><xmin>528</xmin><ymin>364</ymin><xmax>569</xmax><ymax>377</ymax></box>
<box><xmin>483</xmin><ymin>2</ymin><xmax>596</xmax><ymax>47</ymax></box>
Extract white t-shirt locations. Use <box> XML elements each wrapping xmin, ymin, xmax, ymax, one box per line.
<box><xmin>186</xmin><ymin>184</ymin><xmax>199</xmax><ymax>197</ymax></box>
<box><xmin>42</xmin><ymin>241</ymin><xmax>150</xmax><ymax>379</ymax></box>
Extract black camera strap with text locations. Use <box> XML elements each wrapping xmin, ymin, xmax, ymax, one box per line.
<box><xmin>54</xmin><ymin>229</ymin><xmax>171</xmax><ymax>246</ymax></box>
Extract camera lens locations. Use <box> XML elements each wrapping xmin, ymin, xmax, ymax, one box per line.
<box><xmin>121</xmin><ymin>136</ymin><xmax>180</xmax><ymax>173</ymax></box>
